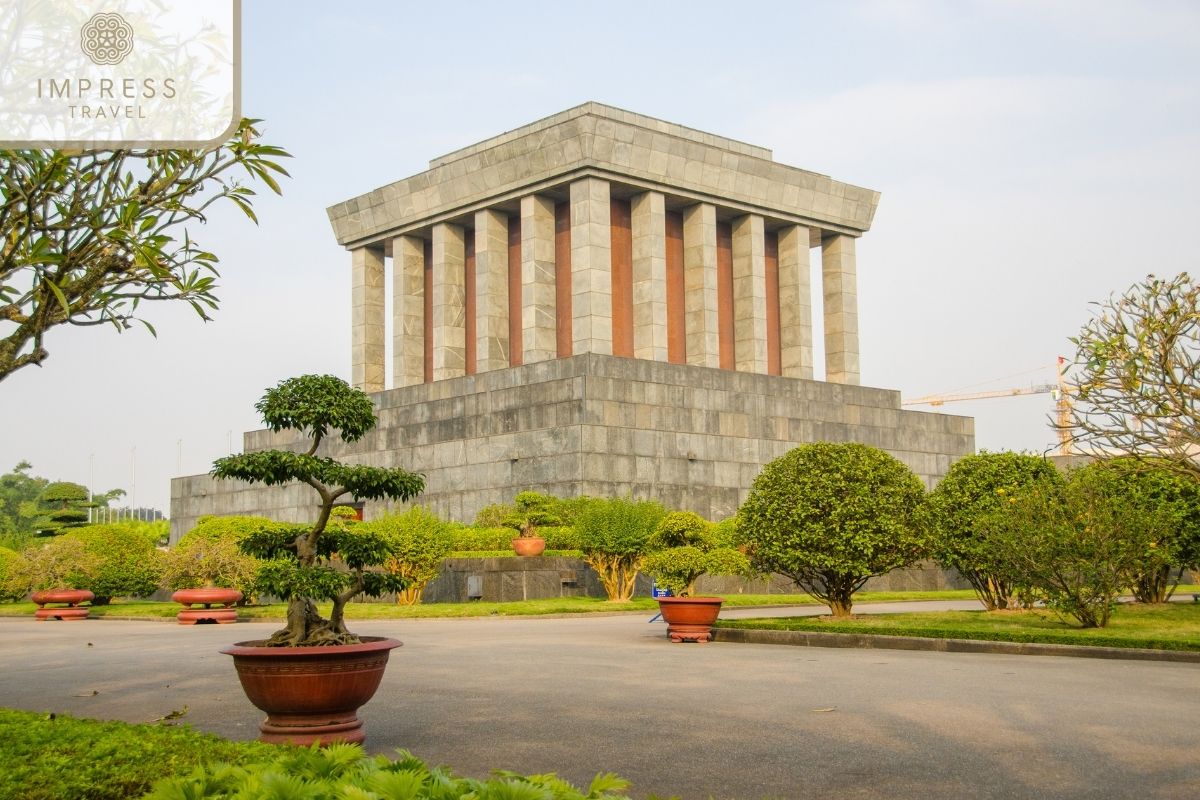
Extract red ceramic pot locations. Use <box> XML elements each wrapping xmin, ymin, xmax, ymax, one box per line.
<box><xmin>172</xmin><ymin>588</ymin><xmax>243</xmax><ymax>625</ymax></box>
<box><xmin>221</xmin><ymin>637</ymin><xmax>401</xmax><ymax>745</ymax></box>
<box><xmin>511</xmin><ymin>536</ymin><xmax>546</xmax><ymax>557</ymax></box>
<box><xmin>31</xmin><ymin>589</ymin><xmax>94</xmax><ymax>621</ymax></box>
<box><xmin>656</xmin><ymin>596</ymin><xmax>725</xmax><ymax>643</ymax></box>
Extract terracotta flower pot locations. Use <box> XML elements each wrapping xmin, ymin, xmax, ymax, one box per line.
<box><xmin>31</xmin><ymin>589</ymin><xmax>94</xmax><ymax>621</ymax></box>
<box><xmin>221</xmin><ymin>636</ymin><xmax>401</xmax><ymax>745</ymax></box>
<box><xmin>656</xmin><ymin>596</ymin><xmax>724</xmax><ymax>643</ymax></box>
<box><xmin>172</xmin><ymin>588</ymin><xmax>243</xmax><ymax>625</ymax></box>
<box><xmin>511</xmin><ymin>536</ymin><xmax>546</xmax><ymax>557</ymax></box>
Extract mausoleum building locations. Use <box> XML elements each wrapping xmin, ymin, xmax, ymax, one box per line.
<box><xmin>169</xmin><ymin>103</ymin><xmax>973</xmax><ymax>542</ymax></box>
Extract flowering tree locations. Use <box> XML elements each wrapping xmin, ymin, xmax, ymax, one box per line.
<box><xmin>1063</xmin><ymin>273</ymin><xmax>1199</xmax><ymax>481</ymax></box>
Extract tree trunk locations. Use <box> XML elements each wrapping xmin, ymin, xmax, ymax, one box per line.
<box><xmin>826</xmin><ymin>595</ymin><xmax>854</xmax><ymax>618</ymax></box>
<box><xmin>396</xmin><ymin>585</ymin><xmax>422</xmax><ymax>605</ymax></box>
<box><xmin>1132</xmin><ymin>565</ymin><xmax>1176</xmax><ymax>604</ymax></box>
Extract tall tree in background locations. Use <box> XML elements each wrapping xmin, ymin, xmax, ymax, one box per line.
<box><xmin>0</xmin><ymin>119</ymin><xmax>290</xmax><ymax>382</ymax></box>
<box><xmin>0</xmin><ymin>460</ymin><xmax>47</xmax><ymax>546</ymax></box>
<box><xmin>1064</xmin><ymin>273</ymin><xmax>1199</xmax><ymax>481</ymax></box>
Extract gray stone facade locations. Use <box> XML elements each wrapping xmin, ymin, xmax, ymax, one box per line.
<box><xmin>170</xmin><ymin>104</ymin><xmax>976</xmax><ymax>569</ymax></box>
<box><xmin>169</xmin><ymin>353</ymin><xmax>973</xmax><ymax>542</ymax></box>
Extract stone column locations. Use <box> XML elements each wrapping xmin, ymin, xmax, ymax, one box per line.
<box><xmin>520</xmin><ymin>195</ymin><xmax>557</xmax><ymax>363</ymax></box>
<box><xmin>431</xmin><ymin>222</ymin><xmax>466</xmax><ymax>381</ymax></box>
<box><xmin>631</xmin><ymin>191</ymin><xmax>668</xmax><ymax>362</ymax></box>
<box><xmin>777</xmin><ymin>224</ymin><xmax>814</xmax><ymax>380</ymax></box>
<box><xmin>474</xmin><ymin>209</ymin><xmax>509</xmax><ymax>373</ymax></box>
<box><xmin>682</xmin><ymin>203</ymin><xmax>720</xmax><ymax>368</ymax></box>
<box><xmin>569</xmin><ymin>177</ymin><xmax>613</xmax><ymax>356</ymax></box>
<box><xmin>350</xmin><ymin>245</ymin><xmax>385</xmax><ymax>392</ymax></box>
<box><xmin>822</xmin><ymin>233</ymin><xmax>860</xmax><ymax>385</ymax></box>
<box><xmin>732</xmin><ymin>214</ymin><xmax>768</xmax><ymax>374</ymax></box>
<box><xmin>392</xmin><ymin>235</ymin><xmax>426</xmax><ymax>388</ymax></box>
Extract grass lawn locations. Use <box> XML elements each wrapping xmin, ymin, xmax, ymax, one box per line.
<box><xmin>716</xmin><ymin>600</ymin><xmax>1200</xmax><ymax>651</ymax></box>
<box><xmin>3</xmin><ymin>587</ymin><xmax>1194</xmax><ymax>623</ymax></box>
<box><xmin>0</xmin><ymin>588</ymin><xmax>996</xmax><ymax>620</ymax></box>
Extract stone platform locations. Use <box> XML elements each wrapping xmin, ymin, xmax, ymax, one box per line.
<box><xmin>169</xmin><ymin>353</ymin><xmax>973</xmax><ymax>542</ymax></box>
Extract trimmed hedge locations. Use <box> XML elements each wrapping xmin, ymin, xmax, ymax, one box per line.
<box><xmin>451</xmin><ymin>525</ymin><xmax>579</xmax><ymax>551</ymax></box>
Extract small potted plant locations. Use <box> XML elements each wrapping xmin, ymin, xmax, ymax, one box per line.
<box><xmin>211</xmin><ymin>374</ymin><xmax>424</xmax><ymax>745</ymax></box>
<box><xmin>22</xmin><ymin>536</ymin><xmax>100</xmax><ymax>621</ymax></box>
<box><xmin>502</xmin><ymin>491</ymin><xmax>561</xmax><ymax>557</ymax></box>
<box><xmin>642</xmin><ymin>512</ymin><xmax>750</xmax><ymax>642</ymax></box>
<box><xmin>162</xmin><ymin>518</ymin><xmax>266</xmax><ymax>624</ymax></box>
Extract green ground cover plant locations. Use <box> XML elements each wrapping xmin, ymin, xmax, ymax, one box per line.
<box><xmin>145</xmin><ymin>742</ymin><xmax>634</xmax><ymax>800</ymax></box>
<box><xmin>0</xmin><ymin>708</ymin><xmax>278</xmax><ymax>800</ymax></box>
<box><xmin>0</xmin><ymin>710</ymin><xmax>640</xmax><ymax>800</ymax></box>
<box><xmin>716</xmin><ymin>602</ymin><xmax>1200</xmax><ymax>651</ymax></box>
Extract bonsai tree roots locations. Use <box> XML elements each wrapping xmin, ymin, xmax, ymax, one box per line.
<box><xmin>212</xmin><ymin>375</ymin><xmax>424</xmax><ymax>647</ymax></box>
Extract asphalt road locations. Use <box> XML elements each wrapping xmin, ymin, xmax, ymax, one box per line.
<box><xmin>1</xmin><ymin>605</ymin><xmax>1197</xmax><ymax>799</ymax></box>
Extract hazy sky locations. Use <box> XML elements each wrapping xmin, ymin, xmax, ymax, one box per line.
<box><xmin>2</xmin><ymin>0</ymin><xmax>1198</xmax><ymax>514</ymax></box>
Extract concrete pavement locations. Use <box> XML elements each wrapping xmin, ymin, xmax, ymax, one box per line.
<box><xmin>1</xmin><ymin>608</ymin><xmax>1197</xmax><ymax>799</ymax></box>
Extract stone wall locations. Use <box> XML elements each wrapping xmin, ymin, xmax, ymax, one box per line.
<box><xmin>169</xmin><ymin>353</ymin><xmax>973</xmax><ymax>543</ymax></box>
<box><xmin>416</xmin><ymin>557</ymin><xmax>970</xmax><ymax>604</ymax></box>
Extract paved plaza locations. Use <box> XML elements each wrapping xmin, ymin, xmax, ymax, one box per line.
<box><xmin>1</xmin><ymin>606</ymin><xmax>1197</xmax><ymax>799</ymax></box>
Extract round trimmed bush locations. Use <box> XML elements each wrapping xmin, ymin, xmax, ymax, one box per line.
<box><xmin>928</xmin><ymin>451</ymin><xmax>1063</xmax><ymax>609</ymax></box>
<box><xmin>739</xmin><ymin>442</ymin><xmax>928</xmax><ymax>617</ymax></box>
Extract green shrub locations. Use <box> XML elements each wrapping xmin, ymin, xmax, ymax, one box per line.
<box><xmin>0</xmin><ymin>708</ymin><xmax>277</xmax><ymax>800</ymax></box>
<box><xmin>473</xmin><ymin>502</ymin><xmax>512</xmax><ymax>528</ymax></box>
<box><xmin>20</xmin><ymin>535</ymin><xmax>100</xmax><ymax>592</ymax></box>
<box><xmin>146</xmin><ymin>742</ymin><xmax>633</xmax><ymax>800</ymax></box>
<box><xmin>61</xmin><ymin>524</ymin><xmax>164</xmax><ymax>604</ymax></box>
<box><xmin>0</xmin><ymin>547</ymin><xmax>29</xmax><ymax>602</ymax></box>
<box><xmin>739</xmin><ymin>442</ymin><xmax>929</xmax><ymax>618</ymax></box>
<box><xmin>1069</xmin><ymin>458</ymin><xmax>1200</xmax><ymax>603</ymax></box>
<box><xmin>162</xmin><ymin>516</ymin><xmax>269</xmax><ymax>596</ymax></box>
<box><xmin>928</xmin><ymin>451</ymin><xmax>1063</xmax><ymax>609</ymax></box>
<box><xmin>641</xmin><ymin>511</ymin><xmax>750</xmax><ymax>596</ymax></box>
<box><xmin>366</xmin><ymin>507</ymin><xmax>456</xmax><ymax>604</ymax></box>
<box><xmin>575</xmin><ymin>497</ymin><xmax>665</xmax><ymax>601</ymax></box>
<box><xmin>979</xmin><ymin>470</ymin><xmax>1173</xmax><ymax>627</ymax></box>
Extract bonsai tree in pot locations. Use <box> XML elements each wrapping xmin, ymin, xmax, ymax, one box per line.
<box><xmin>502</xmin><ymin>491</ymin><xmax>561</xmax><ymax>557</ymax></box>
<box><xmin>210</xmin><ymin>374</ymin><xmax>425</xmax><ymax>745</ymax></box>
<box><xmin>21</xmin><ymin>535</ymin><xmax>101</xmax><ymax>620</ymax></box>
<box><xmin>162</xmin><ymin>516</ymin><xmax>268</xmax><ymax>624</ymax></box>
<box><xmin>641</xmin><ymin>511</ymin><xmax>750</xmax><ymax>642</ymax></box>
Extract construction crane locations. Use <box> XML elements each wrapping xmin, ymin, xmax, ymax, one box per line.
<box><xmin>903</xmin><ymin>357</ymin><xmax>1074</xmax><ymax>455</ymax></box>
